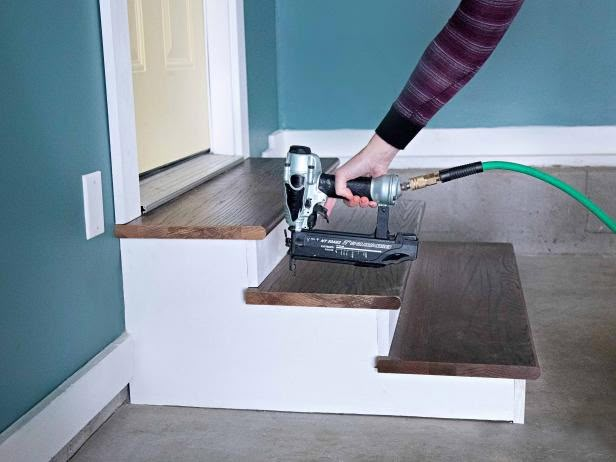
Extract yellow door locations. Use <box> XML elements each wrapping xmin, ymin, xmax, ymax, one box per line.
<box><xmin>128</xmin><ymin>0</ymin><xmax>210</xmax><ymax>173</ymax></box>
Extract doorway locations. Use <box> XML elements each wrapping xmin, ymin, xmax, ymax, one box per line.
<box><xmin>128</xmin><ymin>0</ymin><xmax>210</xmax><ymax>173</ymax></box>
<box><xmin>126</xmin><ymin>0</ymin><xmax>242</xmax><ymax>212</ymax></box>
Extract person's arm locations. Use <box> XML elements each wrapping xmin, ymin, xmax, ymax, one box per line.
<box><xmin>330</xmin><ymin>0</ymin><xmax>525</xmax><ymax>210</ymax></box>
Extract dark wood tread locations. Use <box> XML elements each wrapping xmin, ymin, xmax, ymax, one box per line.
<box><xmin>115</xmin><ymin>158</ymin><xmax>339</xmax><ymax>240</ymax></box>
<box><xmin>377</xmin><ymin>242</ymin><xmax>540</xmax><ymax>380</ymax></box>
<box><xmin>244</xmin><ymin>200</ymin><xmax>425</xmax><ymax>309</ymax></box>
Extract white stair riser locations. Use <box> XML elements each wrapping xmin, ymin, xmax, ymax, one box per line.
<box><xmin>121</xmin><ymin>238</ymin><xmax>522</xmax><ymax>422</ymax></box>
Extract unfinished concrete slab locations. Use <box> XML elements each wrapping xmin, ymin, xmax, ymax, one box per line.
<box><xmin>401</xmin><ymin>168</ymin><xmax>616</xmax><ymax>255</ymax></box>
<box><xmin>586</xmin><ymin>169</ymin><xmax>616</xmax><ymax>233</ymax></box>
<box><xmin>70</xmin><ymin>254</ymin><xmax>616</xmax><ymax>462</ymax></box>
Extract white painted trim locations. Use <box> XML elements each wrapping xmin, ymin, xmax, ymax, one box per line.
<box><xmin>245</xmin><ymin>220</ymin><xmax>289</xmax><ymax>287</ymax></box>
<box><xmin>203</xmin><ymin>0</ymin><xmax>250</xmax><ymax>157</ymax></box>
<box><xmin>99</xmin><ymin>0</ymin><xmax>250</xmax><ymax>223</ymax></box>
<box><xmin>513</xmin><ymin>379</ymin><xmax>526</xmax><ymax>424</ymax></box>
<box><xmin>263</xmin><ymin>126</ymin><xmax>616</xmax><ymax>167</ymax></box>
<box><xmin>0</xmin><ymin>333</ymin><xmax>134</xmax><ymax>462</ymax></box>
<box><xmin>376</xmin><ymin>309</ymin><xmax>400</xmax><ymax>356</ymax></box>
<box><xmin>99</xmin><ymin>0</ymin><xmax>141</xmax><ymax>224</ymax></box>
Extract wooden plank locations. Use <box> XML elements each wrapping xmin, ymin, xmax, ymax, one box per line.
<box><xmin>377</xmin><ymin>242</ymin><xmax>540</xmax><ymax>380</ymax></box>
<box><xmin>245</xmin><ymin>200</ymin><xmax>425</xmax><ymax>309</ymax></box>
<box><xmin>115</xmin><ymin>158</ymin><xmax>339</xmax><ymax>239</ymax></box>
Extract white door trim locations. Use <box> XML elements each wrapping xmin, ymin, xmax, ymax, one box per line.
<box><xmin>99</xmin><ymin>0</ymin><xmax>141</xmax><ymax>224</ymax></box>
<box><xmin>204</xmin><ymin>0</ymin><xmax>250</xmax><ymax>158</ymax></box>
<box><xmin>99</xmin><ymin>0</ymin><xmax>250</xmax><ymax>224</ymax></box>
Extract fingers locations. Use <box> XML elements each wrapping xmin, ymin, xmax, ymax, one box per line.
<box><xmin>324</xmin><ymin>196</ymin><xmax>370</xmax><ymax>213</ymax></box>
<box><xmin>335</xmin><ymin>173</ymin><xmax>375</xmax><ymax>208</ymax></box>
<box><xmin>333</xmin><ymin>145</ymin><xmax>394</xmax><ymax>208</ymax></box>
<box><xmin>343</xmin><ymin>196</ymin><xmax>360</xmax><ymax>208</ymax></box>
<box><xmin>357</xmin><ymin>197</ymin><xmax>378</xmax><ymax>208</ymax></box>
<box><xmin>343</xmin><ymin>196</ymin><xmax>377</xmax><ymax>208</ymax></box>
<box><xmin>335</xmin><ymin>173</ymin><xmax>359</xmax><ymax>208</ymax></box>
<box><xmin>336</xmin><ymin>168</ymin><xmax>376</xmax><ymax>208</ymax></box>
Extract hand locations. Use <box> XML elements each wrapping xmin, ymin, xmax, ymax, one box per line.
<box><xmin>325</xmin><ymin>133</ymin><xmax>399</xmax><ymax>213</ymax></box>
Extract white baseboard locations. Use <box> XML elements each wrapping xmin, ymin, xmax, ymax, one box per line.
<box><xmin>0</xmin><ymin>333</ymin><xmax>133</xmax><ymax>462</ymax></box>
<box><xmin>263</xmin><ymin>126</ymin><xmax>616</xmax><ymax>167</ymax></box>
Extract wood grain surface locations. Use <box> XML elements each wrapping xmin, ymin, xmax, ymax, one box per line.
<box><xmin>377</xmin><ymin>242</ymin><xmax>540</xmax><ymax>379</ymax></box>
<box><xmin>244</xmin><ymin>200</ymin><xmax>425</xmax><ymax>309</ymax></box>
<box><xmin>115</xmin><ymin>158</ymin><xmax>339</xmax><ymax>239</ymax></box>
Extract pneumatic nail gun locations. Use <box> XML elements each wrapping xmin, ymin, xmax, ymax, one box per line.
<box><xmin>283</xmin><ymin>145</ymin><xmax>419</xmax><ymax>269</ymax></box>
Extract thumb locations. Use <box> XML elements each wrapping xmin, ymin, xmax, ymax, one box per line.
<box><xmin>334</xmin><ymin>172</ymin><xmax>354</xmax><ymax>201</ymax></box>
<box><xmin>324</xmin><ymin>197</ymin><xmax>336</xmax><ymax>217</ymax></box>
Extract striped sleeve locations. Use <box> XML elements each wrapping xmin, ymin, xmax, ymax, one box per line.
<box><xmin>376</xmin><ymin>0</ymin><xmax>524</xmax><ymax>149</ymax></box>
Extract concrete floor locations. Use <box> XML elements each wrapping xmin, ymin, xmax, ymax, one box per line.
<box><xmin>71</xmin><ymin>255</ymin><xmax>616</xmax><ymax>462</ymax></box>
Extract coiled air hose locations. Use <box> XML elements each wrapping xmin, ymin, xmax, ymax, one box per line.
<box><xmin>404</xmin><ymin>161</ymin><xmax>616</xmax><ymax>233</ymax></box>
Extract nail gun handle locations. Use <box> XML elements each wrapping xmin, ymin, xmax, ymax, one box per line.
<box><xmin>318</xmin><ymin>174</ymin><xmax>373</xmax><ymax>200</ymax></box>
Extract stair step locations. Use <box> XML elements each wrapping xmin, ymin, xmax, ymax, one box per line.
<box><xmin>377</xmin><ymin>242</ymin><xmax>540</xmax><ymax>380</ymax></box>
<box><xmin>115</xmin><ymin>158</ymin><xmax>339</xmax><ymax>239</ymax></box>
<box><xmin>244</xmin><ymin>200</ymin><xmax>425</xmax><ymax>308</ymax></box>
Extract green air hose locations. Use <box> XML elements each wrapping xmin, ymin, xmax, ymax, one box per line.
<box><xmin>406</xmin><ymin>161</ymin><xmax>616</xmax><ymax>233</ymax></box>
<box><xmin>482</xmin><ymin>161</ymin><xmax>616</xmax><ymax>233</ymax></box>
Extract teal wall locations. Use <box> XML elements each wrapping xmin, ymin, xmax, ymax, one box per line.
<box><xmin>273</xmin><ymin>0</ymin><xmax>616</xmax><ymax>130</ymax></box>
<box><xmin>0</xmin><ymin>1</ymin><xmax>125</xmax><ymax>433</ymax></box>
<box><xmin>244</xmin><ymin>0</ymin><xmax>279</xmax><ymax>155</ymax></box>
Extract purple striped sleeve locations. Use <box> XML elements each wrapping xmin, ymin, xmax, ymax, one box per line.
<box><xmin>376</xmin><ymin>0</ymin><xmax>525</xmax><ymax>149</ymax></box>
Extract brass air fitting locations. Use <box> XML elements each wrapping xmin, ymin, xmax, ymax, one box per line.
<box><xmin>401</xmin><ymin>172</ymin><xmax>441</xmax><ymax>191</ymax></box>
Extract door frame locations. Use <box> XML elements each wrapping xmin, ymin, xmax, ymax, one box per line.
<box><xmin>99</xmin><ymin>0</ymin><xmax>250</xmax><ymax>224</ymax></box>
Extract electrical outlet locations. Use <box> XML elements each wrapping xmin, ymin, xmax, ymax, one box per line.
<box><xmin>82</xmin><ymin>171</ymin><xmax>105</xmax><ymax>239</ymax></box>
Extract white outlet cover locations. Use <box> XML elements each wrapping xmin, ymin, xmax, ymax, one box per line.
<box><xmin>82</xmin><ymin>171</ymin><xmax>105</xmax><ymax>239</ymax></box>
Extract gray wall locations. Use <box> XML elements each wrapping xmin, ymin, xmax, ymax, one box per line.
<box><xmin>0</xmin><ymin>1</ymin><xmax>125</xmax><ymax>432</ymax></box>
